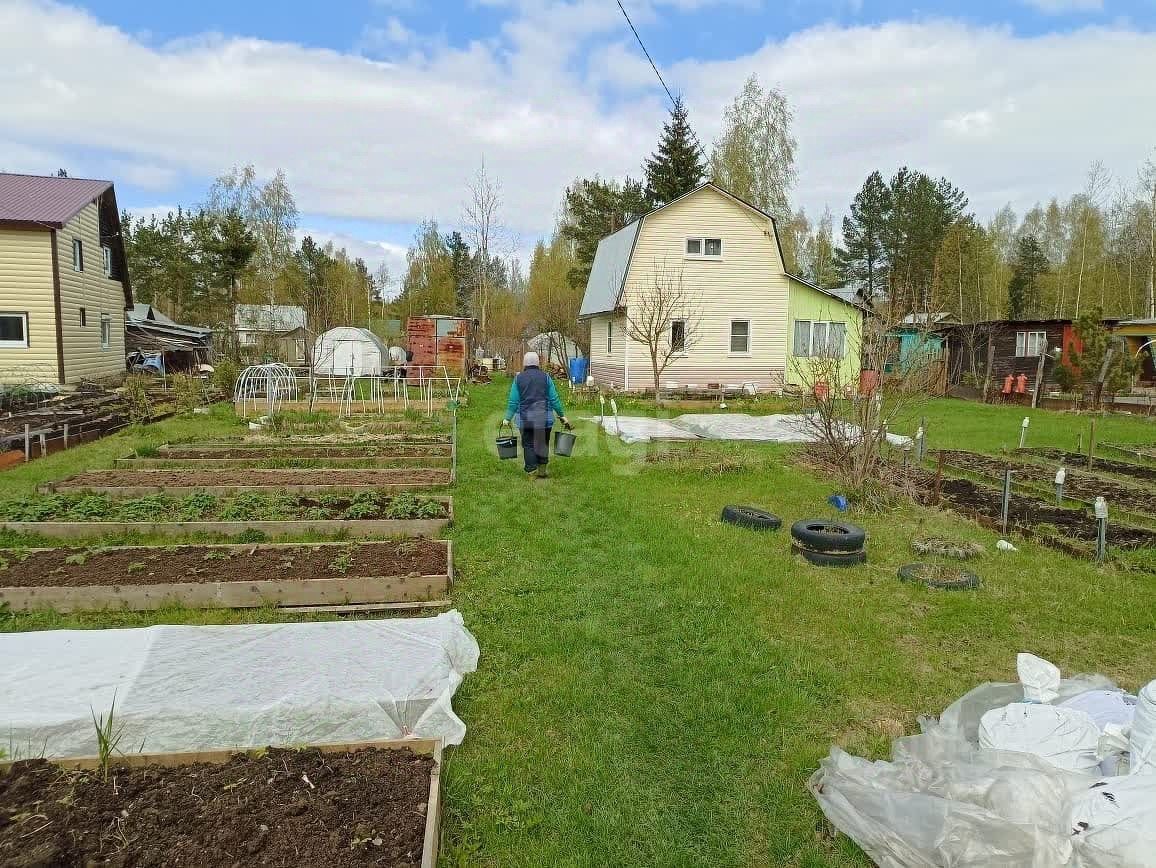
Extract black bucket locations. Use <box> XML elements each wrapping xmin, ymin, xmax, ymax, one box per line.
<box><xmin>554</xmin><ymin>429</ymin><xmax>577</xmax><ymax>457</ymax></box>
<box><xmin>496</xmin><ymin>435</ymin><xmax>518</xmax><ymax>460</ymax></box>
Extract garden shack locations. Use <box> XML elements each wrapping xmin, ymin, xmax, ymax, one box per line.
<box><xmin>407</xmin><ymin>315</ymin><xmax>473</xmax><ymax>378</ymax></box>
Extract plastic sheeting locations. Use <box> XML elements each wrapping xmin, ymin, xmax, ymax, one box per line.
<box><xmin>589</xmin><ymin>412</ymin><xmax>914</xmax><ymax>447</ymax></box>
<box><xmin>809</xmin><ymin>654</ymin><xmax>1156</xmax><ymax>867</ymax></box>
<box><xmin>0</xmin><ymin>611</ymin><xmax>479</xmax><ymax>759</ymax></box>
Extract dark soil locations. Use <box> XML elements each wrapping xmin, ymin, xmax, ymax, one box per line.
<box><xmin>929</xmin><ymin>476</ymin><xmax>1156</xmax><ymax>549</ymax></box>
<box><xmin>0</xmin><ymin>746</ymin><xmax>433</xmax><ymax>867</ymax></box>
<box><xmin>0</xmin><ymin>540</ymin><xmax>447</xmax><ymax>587</ymax></box>
<box><xmin>1020</xmin><ymin>447</ymin><xmax>1156</xmax><ymax>485</ymax></box>
<box><xmin>159</xmin><ymin>445</ymin><xmax>448</xmax><ymax>459</ymax></box>
<box><xmin>55</xmin><ymin>469</ymin><xmax>451</xmax><ymax>489</ymax></box>
<box><xmin>940</xmin><ymin>450</ymin><xmax>1155</xmax><ymax>517</ymax></box>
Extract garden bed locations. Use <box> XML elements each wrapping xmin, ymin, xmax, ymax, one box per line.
<box><xmin>41</xmin><ymin>467</ymin><xmax>453</xmax><ymax>495</ymax></box>
<box><xmin>116</xmin><ymin>454</ymin><xmax>450</xmax><ymax>469</ymax></box>
<box><xmin>0</xmin><ymin>491</ymin><xmax>452</xmax><ymax>539</ymax></box>
<box><xmin>158</xmin><ymin>443</ymin><xmax>452</xmax><ymax>458</ymax></box>
<box><xmin>1019</xmin><ymin>447</ymin><xmax>1156</xmax><ymax>486</ymax></box>
<box><xmin>0</xmin><ymin>539</ymin><xmax>452</xmax><ymax>611</ymax></box>
<box><xmin>0</xmin><ymin>739</ymin><xmax>441</xmax><ymax>868</ymax></box>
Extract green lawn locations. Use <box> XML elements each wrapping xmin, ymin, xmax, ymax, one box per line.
<box><xmin>4</xmin><ymin>387</ymin><xmax>1156</xmax><ymax>865</ymax></box>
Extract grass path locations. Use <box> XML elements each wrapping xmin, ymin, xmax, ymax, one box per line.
<box><xmin>4</xmin><ymin>389</ymin><xmax>1156</xmax><ymax>864</ymax></box>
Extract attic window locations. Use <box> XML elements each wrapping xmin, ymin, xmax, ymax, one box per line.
<box><xmin>102</xmin><ymin>246</ymin><xmax>112</xmax><ymax>277</ymax></box>
<box><xmin>686</xmin><ymin>237</ymin><xmax>722</xmax><ymax>259</ymax></box>
<box><xmin>72</xmin><ymin>239</ymin><xmax>84</xmax><ymax>272</ymax></box>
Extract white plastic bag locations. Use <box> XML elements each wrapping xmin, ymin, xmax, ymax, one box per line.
<box><xmin>978</xmin><ymin>704</ymin><xmax>1103</xmax><ymax>775</ymax></box>
<box><xmin>1129</xmin><ymin>681</ymin><xmax>1156</xmax><ymax>776</ymax></box>
<box><xmin>1066</xmin><ymin>775</ymin><xmax>1156</xmax><ymax>867</ymax></box>
<box><xmin>1019</xmin><ymin>653</ymin><xmax>1061</xmax><ymax>703</ymax></box>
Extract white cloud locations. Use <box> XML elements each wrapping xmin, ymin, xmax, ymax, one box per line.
<box><xmin>2</xmin><ymin>0</ymin><xmax>1155</xmax><ymax>254</ymax></box>
<box><xmin>1021</xmin><ymin>0</ymin><xmax>1103</xmax><ymax>13</ymax></box>
<box><xmin>296</xmin><ymin>228</ymin><xmax>409</xmax><ymax>290</ymax></box>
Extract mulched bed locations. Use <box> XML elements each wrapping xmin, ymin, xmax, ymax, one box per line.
<box><xmin>52</xmin><ymin>469</ymin><xmax>450</xmax><ymax>489</ymax></box>
<box><xmin>0</xmin><ymin>747</ymin><xmax>433</xmax><ymax>867</ymax></box>
<box><xmin>0</xmin><ymin>540</ymin><xmax>446</xmax><ymax>588</ymax></box>
<box><xmin>940</xmin><ymin>449</ymin><xmax>1155</xmax><ymax>517</ymax></box>
<box><xmin>158</xmin><ymin>445</ymin><xmax>448</xmax><ymax>459</ymax></box>
<box><xmin>1020</xmin><ymin>447</ymin><xmax>1156</xmax><ymax>486</ymax></box>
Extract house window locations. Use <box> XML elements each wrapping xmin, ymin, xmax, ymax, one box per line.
<box><xmin>295</xmin><ymin>338</ymin><xmax>306</xmax><ymax>362</ymax></box>
<box><xmin>102</xmin><ymin>246</ymin><xmax>112</xmax><ymax>277</ymax></box>
<box><xmin>0</xmin><ymin>312</ymin><xmax>29</xmax><ymax>348</ymax></box>
<box><xmin>730</xmin><ymin>320</ymin><xmax>750</xmax><ymax>354</ymax></box>
<box><xmin>1015</xmin><ymin>330</ymin><xmax>1047</xmax><ymax>357</ymax></box>
<box><xmin>79</xmin><ymin>307</ymin><xmax>87</xmax><ymax>327</ymax></box>
<box><xmin>686</xmin><ymin>237</ymin><xmax>723</xmax><ymax>259</ymax></box>
<box><xmin>793</xmin><ymin>320</ymin><xmax>847</xmax><ymax>358</ymax></box>
<box><xmin>607</xmin><ymin>321</ymin><xmax>613</xmax><ymax>354</ymax></box>
<box><xmin>100</xmin><ymin>314</ymin><xmax>111</xmax><ymax>350</ymax></box>
<box><xmin>671</xmin><ymin>319</ymin><xmax>686</xmax><ymax>353</ymax></box>
<box><xmin>72</xmin><ymin>239</ymin><xmax>84</xmax><ymax>271</ymax></box>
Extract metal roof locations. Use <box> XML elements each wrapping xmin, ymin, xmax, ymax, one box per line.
<box><xmin>235</xmin><ymin>304</ymin><xmax>307</xmax><ymax>332</ymax></box>
<box><xmin>579</xmin><ymin>220</ymin><xmax>641</xmax><ymax>318</ymax></box>
<box><xmin>0</xmin><ymin>173</ymin><xmax>112</xmax><ymax>226</ymax></box>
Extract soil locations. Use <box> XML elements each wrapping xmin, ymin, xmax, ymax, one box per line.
<box><xmin>0</xmin><ymin>746</ymin><xmax>433</xmax><ymax>867</ymax></box>
<box><xmin>927</xmin><ymin>475</ymin><xmax>1156</xmax><ymax>549</ymax></box>
<box><xmin>158</xmin><ymin>446</ymin><xmax>448</xmax><ymax>459</ymax></box>
<box><xmin>1020</xmin><ymin>447</ymin><xmax>1156</xmax><ymax>485</ymax></box>
<box><xmin>54</xmin><ymin>469</ymin><xmax>451</xmax><ymax>489</ymax></box>
<box><xmin>939</xmin><ymin>450</ymin><xmax>1155</xmax><ymax>517</ymax></box>
<box><xmin>0</xmin><ymin>540</ymin><xmax>447</xmax><ymax>588</ymax></box>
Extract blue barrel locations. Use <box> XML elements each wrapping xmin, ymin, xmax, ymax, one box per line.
<box><xmin>568</xmin><ymin>357</ymin><xmax>589</xmax><ymax>385</ymax></box>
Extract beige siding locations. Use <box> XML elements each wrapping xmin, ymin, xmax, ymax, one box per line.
<box><xmin>0</xmin><ymin>228</ymin><xmax>58</xmax><ymax>384</ymax></box>
<box><xmin>586</xmin><ymin>313</ymin><xmax>628</xmax><ymax>389</ymax></box>
<box><xmin>619</xmin><ymin>187</ymin><xmax>789</xmax><ymax>392</ymax></box>
<box><xmin>57</xmin><ymin>203</ymin><xmax>127</xmax><ymax>383</ymax></box>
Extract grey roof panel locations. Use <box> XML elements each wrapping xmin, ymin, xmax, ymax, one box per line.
<box><xmin>579</xmin><ymin>221</ymin><xmax>641</xmax><ymax>318</ymax></box>
<box><xmin>0</xmin><ymin>173</ymin><xmax>112</xmax><ymax>226</ymax></box>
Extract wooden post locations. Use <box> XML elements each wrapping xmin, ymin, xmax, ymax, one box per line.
<box><xmin>1092</xmin><ymin>346</ymin><xmax>1116</xmax><ymax>410</ymax></box>
<box><xmin>983</xmin><ymin>339</ymin><xmax>996</xmax><ymax>402</ymax></box>
<box><xmin>933</xmin><ymin>450</ymin><xmax>945</xmax><ymax>505</ymax></box>
<box><xmin>23</xmin><ymin>424</ymin><xmax>30</xmax><ymax>462</ymax></box>
<box><xmin>1088</xmin><ymin>419</ymin><xmax>1097</xmax><ymax>470</ymax></box>
<box><xmin>38</xmin><ymin>432</ymin><xmax>46</xmax><ymax>457</ymax></box>
<box><xmin>1032</xmin><ymin>351</ymin><xmax>1047</xmax><ymax>408</ymax></box>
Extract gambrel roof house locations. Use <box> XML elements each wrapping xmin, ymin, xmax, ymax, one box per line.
<box><xmin>579</xmin><ymin>183</ymin><xmax>864</xmax><ymax>393</ymax></box>
<box><xmin>0</xmin><ymin>173</ymin><xmax>132</xmax><ymax>385</ymax></box>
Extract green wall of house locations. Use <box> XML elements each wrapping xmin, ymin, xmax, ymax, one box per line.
<box><xmin>784</xmin><ymin>280</ymin><xmax>863</xmax><ymax>390</ymax></box>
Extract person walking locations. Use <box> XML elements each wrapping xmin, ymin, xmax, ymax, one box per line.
<box><xmin>502</xmin><ymin>352</ymin><xmax>571</xmax><ymax>478</ymax></box>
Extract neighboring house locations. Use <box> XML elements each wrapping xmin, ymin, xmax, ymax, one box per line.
<box><xmin>0</xmin><ymin>173</ymin><xmax>132</xmax><ymax>385</ymax></box>
<box><xmin>125</xmin><ymin>303</ymin><xmax>213</xmax><ymax>372</ymax></box>
<box><xmin>579</xmin><ymin>183</ymin><xmax>863</xmax><ymax>393</ymax></box>
<box><xmin>232</xmin><ymin>304</ymin><xmax>308</xmax><ymax>364</ymax></box>
<box><xmin>526</xmin><ymin>331</ymin><xmax>580</xmax><ymax>369</ymax></box>
<box><xmin>1113</xmin><ymin>318</ymin><xmax>1156</xmax><ymax>385</ymax></box>
<box><xmin>883</xmin><ymin>312</ymin><xmax>958</xmax><ymax>375</ymax></box>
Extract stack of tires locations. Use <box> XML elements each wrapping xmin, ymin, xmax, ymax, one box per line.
<box><xmin>789</xmin><ymin>519</ymin><xmax>866</xmax><ymax>567</ymax></box>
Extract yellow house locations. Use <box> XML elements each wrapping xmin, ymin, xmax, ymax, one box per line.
<box><xmin>579</xmin><ymin>183</ymin><xmax>863</xmax><ymax>394</ymax></box>
<box><xmin>0</xmin><ymin>173</ymin><xmax>132</xmax><ymax>385</ymax></box>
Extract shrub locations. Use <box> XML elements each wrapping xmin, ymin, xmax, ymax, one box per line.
<box><xmin>170</xmin><ymin>373</ymin><xmax>203</xmax><ymax>413</ymax></box>
<box><xmin>211</xmin><ymin>358</ymin><xmax>240</xmax><ymax>399</ymax></box>
<box><xmin>121</xmin><ymin>374</ymin><xmax>153</xmax><ymax>425</ymax></box>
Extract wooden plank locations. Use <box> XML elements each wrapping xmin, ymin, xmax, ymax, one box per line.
<box><xmin>155</xmin><ymin>442</ymin><xmax>453</xmax><ymax>455</ymax></box>
<box><xmin>44</xmin><ymin>481</ymin><xmax>452</xmax><ymax>495</ymax></box>
<box><xmin>0</xmin><ymin>738</ymin><xmax>443</xmax><ymax>868</ymax></box>
<box><xmin>278</xmin><ymin>599</ymin><xmax>452</xmax><ymax>614</ymax></box>
<box><xmin>114</xmin><ymin>455</ymin><xmax>451</xmax><ymax>469</ymax></box>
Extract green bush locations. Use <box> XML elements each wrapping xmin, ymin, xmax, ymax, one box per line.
<box><xmin>211</xmin><ymin>358</ymin><xmax>240</xmax><ymax>399</ymax></box>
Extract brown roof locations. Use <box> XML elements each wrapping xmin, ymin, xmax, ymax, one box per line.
<box><xmin>0</xmin><ymin>173</ymin><xmax>113</xmax><ymax>227</ymax></box>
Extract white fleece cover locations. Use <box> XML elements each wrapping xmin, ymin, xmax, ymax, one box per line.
<box><xmin>591</xmin><ymin>412</ymin><xmax>914</xmax><ymax>447</ymax></box>
<box><xmin>0</xmin><ymin>610</ymin><xmax>479</xmax><ymax>759</ymax></box>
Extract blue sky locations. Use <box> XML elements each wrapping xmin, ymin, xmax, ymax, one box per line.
<box><xmin>3</xmin><ymin>0</ymin><xmax>1155</xmax><ymax>285</ymax></box>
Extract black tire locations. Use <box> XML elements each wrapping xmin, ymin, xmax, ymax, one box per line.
<box><xmin>721</xmin><ymin>505</ymin><xmax>782</xmax><ymax>531</ymax></box>
<box><xmin>898</xmin><ymin>562</ymin><xmax>981</xmax><ymax>590</ymax></box>
<box><xmin>790</xmin><ymin>519</ymin><xmax>867</xmax><ymax>553</ymax></box>
<box><xmin>791</xmin><ymin>543</ymin><xmax>866</xmax><ymax>567</ymax></box>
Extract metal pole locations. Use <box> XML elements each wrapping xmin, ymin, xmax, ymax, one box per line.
<box><xmin>1094</xmin><ymin>497</ymin><xmax>1109</xmax><ymax>563</ymax></box>
<box><xmin>38</xmin><ymin>432</ymin><xmax>46</xmax><ymax>457</ymax></box>
<box><xmin>1019</xmin><ymin>417</ymin><xmax>1030</xmax><ymax>449</ymax></box>
<box><xmin>1088</xmin><ymin>419</ymin><xmax>1097</xmax><ymax>470</ymax></box>
<box><xmin>23</xmin><ymin>424</ymin><xmax>30</xmax><ymax>462</ymax></box>
<box><xmin>63</xmin><ymin>422</ymin><xmax>69</xmax><ymax>450</ymax></box>
<box><xmin>1054</xmin><ymin>466</ymin><xmax>1066</xmax><ymax>505</ymax></box>
<box><xmin>1001</xmin><ymin>468</ymin><xmax>1014</xmax><ymax>534</ymax></box>
<box><xmin>933</xmin><ymin>450</ymin><xmax>945</xmax><ymax>505</ymax></box>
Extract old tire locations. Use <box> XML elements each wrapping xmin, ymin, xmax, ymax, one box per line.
<box><xmin>721</xmin><ymin>505</ymin><xmax>782</xmax><ymax>531</ymax></box>
<box><xmin>898</xmin><ymin>562</ymin><xmax>981</xmax><ymax>590</ymax></box>
<box><xmin>791</xmin><ymin>543</ymin><xmax>866</xmax><ymax>568</ymax></box>
<box><xmin>790</xmin><ymin>519</ymin><xmax>866</xmax><ymax>553</ymax></box>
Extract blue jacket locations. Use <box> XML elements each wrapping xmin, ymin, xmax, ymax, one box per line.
<box><xmin>506</xmin><ymin>367</ymin><xmax>566</xmax><ymax>427</ymax></box>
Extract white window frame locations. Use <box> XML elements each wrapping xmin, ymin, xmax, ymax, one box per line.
<box><xmin>729</xmin><ymin>319</ymin><xmax>751</xmax><ymax>355</ymax></box>
<box><xmin>79</xmin><ymin>307</ymin><xmax>87</xmax><ymax>327</ymax></box>
<box><xmin>72</xmin><ymin>238</ymin><xmax>84</xmax><ymax>272</ymax></box>
<box><xmin>1015</xmin><ymin>330</ymin><xmax>1047</xmax><ymax>357</ymax></box>
<box><xmin>670</xmin><ymin>318</ymin><xmax>686</xmax><ymax>355</ymax></box>
<box><xmin>295</xmin><ymin>338</ymin><xmax>306</xmax><ymax>362</ymax></box>
<box><xmin>0</xmin><ymin>312</ymin><xmax>29</xmax><ymax>349</ymax></box>
<box><xmin>102</xmin><ymin>245</ymin><xmax>112</xmax><ymax>277</ymax></box>
<box><xmin>792</xmin><ymin>319</ymin><xmax>846</xmax><ymax>359</ymax></box>
<box><xmin>606</xmin><ymin>320</ymin><xmax>613</xmax><ymax>354</ymax></box>
<box><xmin>685</xmin><ymin>237</ymin><xmax>723</xmax><ymax>260</ymax></box>
<box><xmin>100</xmin><ymin>313</ymin><xmax>111</xmax><ymax>350</ymax></box>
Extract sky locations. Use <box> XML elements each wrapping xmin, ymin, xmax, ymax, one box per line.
<box><xmin>2</xmin><ymin>0</ymin><xmax>1155</xmax><ymax>293</ymax></box>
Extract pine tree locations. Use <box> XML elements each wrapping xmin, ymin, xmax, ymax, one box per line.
<box><xmin>1007</xmin><ymin>234</ymin><xmax>1049</xmax><ymax>319</ymax></box>
<box><xmin>835</xmin><ymin>171</ymin><xmax>890</xmax><ymax>300</ymax></box>
<box><xmin>444</xmin><ymin>231</ymin><xmax>471</xmax><ymax>316</ymax></box>
<box><xmin>643</xmin><ymin>96</ymin><xmax>705</xmax><ymax>206</ymax></box>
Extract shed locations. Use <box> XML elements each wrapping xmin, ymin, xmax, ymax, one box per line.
<box><xmin>312</xmin><ymin>327</ymin><xmax>387</xmax><ymax>376</ymax></box>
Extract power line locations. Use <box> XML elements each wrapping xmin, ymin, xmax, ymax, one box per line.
<box><xmin>615</xmin><ymin>0</ymin><xmax>676</xmax><ymax>107</ymax></box>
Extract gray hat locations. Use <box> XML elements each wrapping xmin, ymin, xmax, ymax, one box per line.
<box><xmin>523</xmin><ymin>351</ymin><xmax>540</xmax><ymax>368</ymax></box>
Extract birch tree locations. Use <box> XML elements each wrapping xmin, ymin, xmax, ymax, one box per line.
<box><xmin>463</xmin><ymin>161</ymin><xmax>505</xmax><ymax>348</ymax></box>
<box><xmin>1140</xmin><ymin>152</ymin><xmax>1156</xmax><ymax>318</ymax></box>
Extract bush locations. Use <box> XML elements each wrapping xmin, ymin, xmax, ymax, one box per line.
<box><xmin>170</xmin><ymin>373</ymin><xmax>203</xmax><ymax>413</ymax></box>
<box><xmin>212</xmin><ymin>358</ymin><xmax>240</xmax><ymax>399</ymax></box>
<box><xmin>121</xmin><ymin>374</ymin><xmax>153</xmax><ymax>425</ymax></box>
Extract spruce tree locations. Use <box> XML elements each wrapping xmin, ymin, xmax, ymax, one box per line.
<box><xmin>835</xmin><ymin>171</ymin><xmax>890</xmax><ymax>301</ymax></box>
<box><xmin>1007</xmin><ymin>234</ymin><xmax>1049</xmax><ymax>319</ymax></box>
<box><xmin>644</xmin><ymin>96</ymin><xmax>705</xmax><ymax>206</ymax></box>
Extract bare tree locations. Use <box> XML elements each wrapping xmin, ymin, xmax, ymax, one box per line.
<box><xmin>623</xmin><ymin>262</ymin><xmax>702</xmax><ymax>403</ymax></box>
<box><xmin>463</xmin><ymin>161</ymin><xmax>505</xmax><ymax>349</ymax></box>
<box><xmin>1074</xmin><ymin>161</ymin><xmax>1111</xmax><ymax>317</ymax></box>
<box><xmin>1140</xmin><ymin>151</ymin><xmax>1156</xmax><ymax>319</ymax></box>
